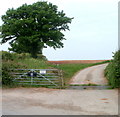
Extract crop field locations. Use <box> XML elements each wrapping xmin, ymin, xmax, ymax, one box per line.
<box><xmin>48</xmin><ymin>60</ymin><xmax>109</xmax><ymax>64</ymax></box>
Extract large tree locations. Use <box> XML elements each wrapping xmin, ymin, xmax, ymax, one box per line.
<box><xmin>1</xmin><ymin>1</ymin><xmax>73</xmax><ymax>58</ymax></box>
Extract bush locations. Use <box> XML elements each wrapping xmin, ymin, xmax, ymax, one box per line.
<box><xmin>2</xmin><ymin>62</ymin><xmax>14</xmax><ymax>85</ymax></box>
<box><xmin>2</xmin><ymin>60</ymin><xmax>27</xmax><ymax>85</ymax></box>
<box><xmin>2</xmin><ymin>51</ymin><xmax>47</xmax><ymax>61</ymax></box>
<box><xmin>105</xmin><ymin>50</ymin><xmax>120</xmax><ymax>88</ymax></box>
<box><xmin>2</xmin><ymin>51</ymin><xmax>28</xmax><ymax>86</ymax></box>
<box><xmin>37</xmin><ymin>54</ymin><xmax>47</xmax><ymax>60</ymax></box>
<box><xmin>2</xmin><ymin>51</ymin><xmax>14</xmax><ymax>61</ymax></box>
<box><xmin>2</xmin><ymin>51</ymin><xmax>31</xmax><ymax>60</ymax></box>
<box><xmin>14</xmin><ymin>53</ymin><xmax>31</xmax><ymax>59</ymax></box>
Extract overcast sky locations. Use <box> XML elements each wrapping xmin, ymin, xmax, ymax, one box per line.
<box><xmin>0</xmin><ymin>0</ymin><xmax>119</xmax><ymax>60</ymax></box>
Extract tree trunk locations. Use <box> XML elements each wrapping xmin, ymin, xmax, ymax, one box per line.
<box><xmin>31</xmin><ymin>52</ymin><xmax>37</xmax><ymax>58</ymax></box>
<box><xmin>30</xmin><ymin>46</ymin><xmax>43</xmax><ymax>58</ymax></box>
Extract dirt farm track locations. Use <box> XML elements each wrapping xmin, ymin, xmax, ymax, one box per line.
<box><xmin>48</xmin><ymin>60</ymin><xmax>109</xmax><ymax>64</ymax></box>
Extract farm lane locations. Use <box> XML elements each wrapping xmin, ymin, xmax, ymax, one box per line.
<box><xmin>70</xmin><ymin>63</ymin><xmax>108</xmax><ymax>85</ymax></box>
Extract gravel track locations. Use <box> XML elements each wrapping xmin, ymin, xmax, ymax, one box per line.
<box><xmin>70</xmin><ymin>63</ymin><xmax>108</xmax><ymax>85</ymax></box>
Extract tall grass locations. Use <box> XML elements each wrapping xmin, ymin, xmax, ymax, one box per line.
<box><xmin>15</xmin><ymin>58</ymin><xmax>52</xmax><ymax>69</ymax></box>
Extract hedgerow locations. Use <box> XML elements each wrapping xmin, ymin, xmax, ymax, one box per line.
<box><xmin>105</xmin><ymin>50</ymin><xmax>120</xmax><ymax>88</ymax></box>
<box><xmin>2</xmin><ymin>51</ymin><xmax>28</xmax><ymax>86</ymax></box>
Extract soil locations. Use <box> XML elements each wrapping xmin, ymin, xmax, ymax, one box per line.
<box><xmin>48</xmin><ymin>60</ymin><xmax>109</xmax><ymax>64</ymax></box>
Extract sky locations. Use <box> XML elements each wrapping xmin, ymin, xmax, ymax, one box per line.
<box><xmin>0</xmin><ymin>0</ymin><xmax>119</xmax><ymax>60</ymax></box>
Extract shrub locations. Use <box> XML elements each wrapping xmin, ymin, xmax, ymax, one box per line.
<box><xmin>2</xmin><ymin>51</ymin><xmax>14</xmax><ymax>61</ymax></box>
<box><xmin>37</xmin><ymin>54</ymin><xmax>47</xmax><ymax>60</ymax></box>
<box><xmin>2</xmin><ymin>61</ymin><xmax>27</xmax><ymax>86</ymax></box>
<box><xmin>3</xmin><ymin>61</ymin><xmax>25</xmax><ymax>85</ymax></box>
<box><xmin>2</xmin><ymin>62</ymin><xmax>14</xmax><ymax>85</ymax></box>
<box><xmin>14</xmin><ymin>53</ymin><xmax>31</xmax><ymax>59</ymax></box>
<box><xmin>105</xmin><ymin>50</ymin><xmax>120</xmax><ymax>88</ymax></box>
<box><xmin>2</xmin><ymin>51</ymin><xmax>47</xmax><ymax>61</ymax></box>
<box><xmin>2</xmin><ymin>51</ymin><xmax>27</xmax><ymax>86</ymax></box>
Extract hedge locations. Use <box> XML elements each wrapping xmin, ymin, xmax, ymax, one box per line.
<box><xmin>105</xmin><ymin>50</ymin><xmax>120</xmax><ymax>88</ymax></box>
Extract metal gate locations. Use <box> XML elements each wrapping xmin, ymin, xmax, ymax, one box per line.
<box><xmin>11</xmin><ymin>69</ymin><xmax>64</xmax><ymax>88</ymax></box>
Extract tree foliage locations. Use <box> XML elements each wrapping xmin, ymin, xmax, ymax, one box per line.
<box><xmin>1</xmin><ymin>1</ymin><xmax>73</xmax><ymax>58</ymax></box>
<box><xmin>0</xmin><ymin>26</ymin><xmax>1</xmax><ymax>32</ymax></box>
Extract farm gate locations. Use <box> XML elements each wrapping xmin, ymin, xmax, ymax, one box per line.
<box><xmin>11</xmin><ymin>69</ymin><xmax>64</xmax><ymax>88</ymax></box>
